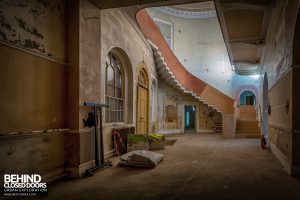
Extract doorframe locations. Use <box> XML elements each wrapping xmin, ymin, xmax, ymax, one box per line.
<box><xmin>182</xmin><ymin>101</ymin><xmax>199</xmax><ymax>133</ymax></box>
<box><xmin>136</xmin><ymin>64</ymin><xmax>150</xmax><ymax>134</ymax></box>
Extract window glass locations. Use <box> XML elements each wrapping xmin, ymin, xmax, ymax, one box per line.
<box><xmin>153</xmin><ymin>18</ymin><xmax>173</xmax><ymax>50</ymax></box>
<box><xmin>105</xmin><ymin>52</ymin><xmax>124</xmax><ymax>123</ymax></box>
<box><xmin>106</xmin><ymin>65</ymin><xmax>114</xmax><ymax>85</ymax></box>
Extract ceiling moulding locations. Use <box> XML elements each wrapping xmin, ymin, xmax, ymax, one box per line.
<box><xmin>153</xmin><ymin>6</ymin><xmax>216</xmax><ymax>19</ymax></box>
<box><xmin>91</xmin><ymin>0</ymin><xmax>209</xmax><ymax>9</ymax></box>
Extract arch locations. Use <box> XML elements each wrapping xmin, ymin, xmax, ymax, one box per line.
<box><xmin>138</xmin><ymin>68</ymin><xmax>149</xmax><ymax>88</ymax></box>
<box><xmin>239</xmin><ymin>90</ymin><xmax>256</xmax><ymax>106</ymax></box>
<box><xmin>293</xmin><ymin>7</ymin><xmax>300</xmax><ymax>65</ymax></box>
<box><xmin>136</xmin><ymin>64</ymin><xmax>150</xmax><ymax>134</ymax></box>
<box><xmin>104</xmin><ymin>47</ymin><xmax>133</xmax><ymax>124</ymax></box>
<box><xmin>263</xmin><ymin>72</ymin><xmax>269</xmax><ymax>143</ymax></box>
<box><xmin>234</xmin><ymin>85</ymin><xmax>258</xmax><ymax>105</ymax></box>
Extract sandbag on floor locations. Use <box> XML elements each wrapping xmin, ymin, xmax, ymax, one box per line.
<box><xmin>119</xmin><ymin>150</ymin><xmax>164</xmax><ymax>168</ymax></box>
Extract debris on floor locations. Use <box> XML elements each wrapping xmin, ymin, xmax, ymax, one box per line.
<box><xmin>127</xmin><ymin>134</ymin><xmax>149</xmax><ymax>152</ymax></box>
<box><xmin>165</xmin><ymin>138</ymin><xmax>177</xmax><ymax>146</ymax></box>
<box><xmin>119</xmin><ymin>150</ymin><xmax>164</xmax><ymax>168</ymax></box>
<box><xmin>149</xmin><ymin>133</ymin><xmax>165</xmax><ymax>150</ymax></box>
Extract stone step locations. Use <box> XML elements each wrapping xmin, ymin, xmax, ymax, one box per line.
<box><xmin>235</xmin><ymin>134</ymin><xmax>261</xmax><ymax>139</ymax></box>
<box><xmin>236</xmin><ymin>130</ymin><xmax>261</xmax><ymax>135</ymax></box>
<box><xmin>236</xmin><ymin>120</ymin><xmax>259</xmax><ymax>130</ymax></box>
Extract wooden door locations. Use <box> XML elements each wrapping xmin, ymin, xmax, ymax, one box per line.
<box><xmin>137</xmin><ymin>85</ymin><xmax>148</xmax><ymax>134</ymax></box>
<box><xmin>136</xmin><ymin>69</ymin><xmax>149</xmax><ymax>134</ymax></box>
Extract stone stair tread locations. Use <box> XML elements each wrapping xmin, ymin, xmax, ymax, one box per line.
<box><xmin>236</xmin><ymin>130</ymin><xmax>261</xmax><ymax>135</ymax></box>
<box><xmin>236</xmin><ymin>127</ymin><xmax>260</xmax><ymax>130</ymax></box>
<box><xmin>235</xmin><ymin>134</ymin><xmax>261</xmax><ymax>138</ymax></box>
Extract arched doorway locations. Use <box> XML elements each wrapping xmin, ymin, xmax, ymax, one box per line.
<box><xmin>240</xmin><ymin>90</ymin><xmax>256</xmax><ymax>106</ymax></box>
<box><xmin>136</xmin><ymin>68</ymin><xmax>149</xmax><ymax>134</ymax></box>
<box><xmin>263</xmin><ymin>72</ymin><xmax>269</xmax><ymax>143</ymax></box>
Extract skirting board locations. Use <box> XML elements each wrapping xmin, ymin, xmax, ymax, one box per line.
<box><xmin>270</xmin><ymin>142</ymin><xmax>291</xmax><ymax>174</ymax></box>
<box><xmin>42</xmin><ymin>167</ymin><xmax>66</xmax><ymax>183</ymax></box>
<box><xmin>65</xmin><ymin>152</ymin><xmax>115</xmax><ymax>178</ymax></box>
<box><xmin>66</xmin><ymin>160</ymin><xmax>95</xmax><ymax>178</ymax></box>
<box><xmin>270</xmin><ymin>142</ymin><xmax>300</xmax><ymax>176</ymax></box>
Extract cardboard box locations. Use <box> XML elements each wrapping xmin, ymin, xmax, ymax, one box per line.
<box><xmin>127</xmin><ymin>134</ymin><xmax>149</xmax><ymax>152</ymax></box>
<box><xmin>149</xmin><ymin>141</ymin><xmax>165</xmax><ymax>150</ymax></box>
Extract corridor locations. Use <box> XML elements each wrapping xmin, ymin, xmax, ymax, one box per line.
<box><xmin>1</xmin><ymin>1</ymin><xmax>300</xmax><ymax>199</ymax></box>
<box><xmin>44</xmin><ymin>134</ymin><xmax>300</xmax><ymax>200</ymax></box>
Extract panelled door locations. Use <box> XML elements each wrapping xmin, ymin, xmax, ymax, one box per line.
<box><xmin>136</xmin><ymin>69</ymin><xmax>149</xmax><ymax>134</ymax></box>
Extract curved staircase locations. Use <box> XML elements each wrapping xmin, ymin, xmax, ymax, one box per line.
<box><xmin>136</xmin><ymin>10</ymin><xmax>235</xmax><ymax>117</ymax></box>
<box><xmin>149</xmin><ymin>41</ymin><xmax>221</xmax><ymax>113</ymax></box>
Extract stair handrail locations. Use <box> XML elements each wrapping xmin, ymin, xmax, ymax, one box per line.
<box><xmin>255</xmin><ymin>105</ymin><xmax>263</xmax><ymax>127</ymax></box>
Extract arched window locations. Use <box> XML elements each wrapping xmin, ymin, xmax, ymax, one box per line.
<box><xmin>105</xmin><ymin>52</ymin><xmax>124</xmax><ymax>123</ymax></box>
<box><xmin>240</xmin><ymin>90</ymin><xmax>256</xmax><ymax>106</ymax></box>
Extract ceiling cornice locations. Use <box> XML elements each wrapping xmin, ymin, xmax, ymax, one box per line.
<box><xmin>153</xmin><ymin>6</ymin><xmax>216</xmax><ymax>19</ymax></box>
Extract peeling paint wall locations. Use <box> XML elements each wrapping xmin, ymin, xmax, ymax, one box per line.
<box><xmin>199</xmin><ymin>103</ymin><xmax>214</xmax><ymax>130</ymax></box>
<box><xmin>0</xmin><ymin>0</ymin><xmax>67</xmax><ymax>181</ymax></box>
<box><xmin>99</xmin><ymin>7</ymin><xmax>157</xmax><ymax>155</ymax></box>
<box><xmin>147</xmin><ymin>8</ymin><xmax>259</xmax><ymax>111</ymax></box>
<box><xmin>62</xmin><ymin>1</ymin><xmax>159</xmax><ymax>175</ymax></box>
<box><xmin>259</xmin><ymin>1</ymin><xmax>299</xmax><ymax>90</ymax></box>
<box><xmin>0</xmin><ymin>0</ymin><xmax>66</xmax><ymax>62</ymax></box>
<box><xmin>258</xmin><ymin>0</ymin><xmax>300</xmax><ymax>175</ymax></box>
<box><xmin>157</xmin><ymin>81</ymin><xmax>214</xmax><ymax>133</ymax></box>
<box><xmin>147</xmin><ymin>8</ymin><xmax>235</xmax><ymax>97</ymax></box>
<box><xmin>0</xmin><ymin>0</ymin><xmax>66</xmax><ymax>133</ymax></box>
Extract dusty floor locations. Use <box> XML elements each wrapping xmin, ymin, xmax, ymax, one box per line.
<box><xmin>45</xmin><ymin>133</ymin><xmax>300</xmax><ymax>200</ymax></box>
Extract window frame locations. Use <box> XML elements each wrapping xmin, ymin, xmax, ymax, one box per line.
<box><xmin>153</xmin><ymin>17</ymin><xmax>174</xmax><ymax>51</ymax></box>
<box><xmin>105</xmin><ymin>52</ymin><xmax>125</xmax><ymax>124</ymax></box>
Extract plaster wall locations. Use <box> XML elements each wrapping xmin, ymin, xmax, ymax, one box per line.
<box><xmin>0</xmin><ymin>46</ymin><xmax>66</xmax><ymax>132</ymax></box>
<box><xmin>147</xmin><ymin>8</ymin><xmax>234</xmax><ymax>97</ymax></box>
<box><xmin>99</xmin><ymin>7</ymin><xmax>157</xmax><ymax>156</ymax></box>
<box><xmin>157</xmin><ymin>81</ymin><xmax>214</xmax><ymax>133</ymax></box>
<box><xmin>64</xmin><ymin>2</ymin><xmax>159</xmax><ymax>175</ymax></box>
<box><xmin>292</xmin><ymin>66</ymin><xmax>300</xmax><ymax>167</ymax></box>
<box><xmin>232</xmin><ymin>74</ymin><xmax>259</xmax><ymax>103</ymax></box>
<box><xmin>258</xmin><ymin>0</ymin><xmax>300</xmax><ymax>175</ymax></box>
<box><xmin>136</xmin><ymin>9</ymin><xmax>235</xmax><ymax>114</ymax></box>
<box><xmin>0</xmin><ymin>132</ymin><xmax>65</xmax><ymax>185</ymax></box>
<box><xmin>78</xmin><ymin>0</ymin><xmax>102</xmax><ymax>166</ymax></box>
<box><xmin>0</xmin><ymin>0</ymin><xmax>67</xmax><ymax>133</ymax></box>
<box><xmin>0</xmin><ymin>0</ymin><xmax>67</xmax><ymax>182</ymax></box>
<box><xmin>268</xmin><ymin>69</ymin><xmax>293</xmax><ymax>167</ymax></box>
<box><xmin>259</xmin><ymin>0</ymin><xmax>299</xmax><ymax>92</ymax></box>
